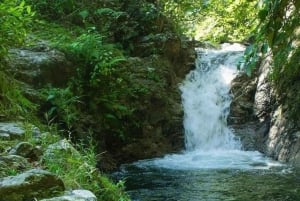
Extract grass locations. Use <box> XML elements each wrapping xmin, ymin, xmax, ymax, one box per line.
<box><xmin>35</xmin><ymin>128</ymin><xmax>130</xmax><ymax>201</ymax></box>
<box><xmin>0</xmin><ymin>71</ymin><xmax>37</xmax><ymax>121</ymax></box>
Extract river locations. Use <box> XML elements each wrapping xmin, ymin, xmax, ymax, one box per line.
<box><xmin>112</xmin><ymin>44</ymin><xmax>300</xmax><ymax>201</ymax></box>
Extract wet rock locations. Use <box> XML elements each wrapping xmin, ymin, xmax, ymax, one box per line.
<box><xmin>228</xmin><ymin>73</ymin><xmax>257</xmax><ymax>125</ymax></box>
<box><xmin>9</xmin><ymin>142</ymin><xmax>43</xmax><ymax>161</ymax></box>
<box><xmin>0</xmin><ymin>122</ymin><xmax>25</xmax><ymax>140</ymax></box>
<box><xmin>254</xmin><ymin>57</ymin><xmax>273</xmax><ymax>121</ymax></box>
<box><xmin>41</xmin><ymin>190</ymin><xmax>97</xmax><ymax>201</ymax></box>
<box><xmin>7</xmin><ymin>42</ymin><xmax>73</xmax><ymax>88</ymax></box>
<box><xmin>0</xmin><ymin>169</ymin><xmax>65</xmax><ymax>201</ymax></box>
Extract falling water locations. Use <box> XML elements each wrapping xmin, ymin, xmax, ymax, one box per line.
<box><xmin>130</xmin><ymin>43</ymin><xmax>282</xmax><ymax>170</ymax></box>
<box><xmin>181</xmin><ymin>43</ymin><xmax>243</xmax><ymax>151</ymax></box>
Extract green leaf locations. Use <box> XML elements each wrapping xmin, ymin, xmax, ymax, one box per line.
<box><xmin>258</xmin><ymin>9</ymin><xmax>268</xmax><ymax>20</ymax></box>
<box><xmin>105</xmin><ymin>114</ymin><xmax>117</xmax><ymax>120</ymax></box>
<box><xmin>79</xmin><ymin>10</ymin><xmax>89</xmax><ymax>20</ymax></box>
<box><xmin>261</xmin><ymin>43</ymin><xmax>268</xmax><ymax>54</ymax></box>
<box><xmin>26</xmin><ymin>6</ymin><xmax>31</xmax><ymax>14</ymax></box>
<box><xmin>19</xmin><ymin>1</ymin><xmax>25</xmax><ymax>8</ymax></box>
<box><xmin>244</xmin><ymin>45</ymin><xmax>254</xmax><ymax>56</ymax></box>
<box><xmin>47</xmin><ymin>94</ymin><xmax>55</xmax><ymax>101</ymax></box>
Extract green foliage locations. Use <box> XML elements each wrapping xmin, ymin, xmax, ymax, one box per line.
<box><xmin>69</xmin><ymin>31</ymin><xmax>126</xmax><ymax>86</ymax></box>
<box><xmin>0</xmin><ymin>0</ymin><xmax>33</xmax><ymax>61</ymax></box>
<box><xmin>244</xmin><ymin>0</ymin><xmax>300</xmax><ymax>121</ymax></box>
<box><xmin>159</xmin><ymin>0</ymin><xmax>199</xmax><ymax>33</ymax></box>
<box><xmin>198</xmin><ymin>0</ymin><xmax>258</xmax><ymax>42</ymax></box>
<box><xmin>26</xmin><ymin>0</ymin><xmax>76</xmax><ymax>20</ymax></box>
<box><xmin>41</xmin><ymin>87</ymin><xmax>81</xmax><ymax>134</ymax></box>
<box><xmin>160</xmin><ymin>0</ymin><xmax>257</xmax><ymax>42</ymax></box>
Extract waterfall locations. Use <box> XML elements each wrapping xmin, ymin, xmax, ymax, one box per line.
<box><xmin>180</xmin><ymin>43</ymin><xmax>244</xmax><ymax>151</ymax></box>
<box><xmin>133</xmin><ymin>43</ymin><xmax>282</xmax><ymax>170</ymax></box>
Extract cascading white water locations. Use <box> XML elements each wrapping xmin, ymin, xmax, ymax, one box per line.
<box><xmin>180</xmin><ymin>43</ymin><xmax>243</xmax><ymax>151</ymax></box>
<box><xmin>133</xmin><ymin>43</ymin><xmax>282</xmax><ymax>170</ymax></box>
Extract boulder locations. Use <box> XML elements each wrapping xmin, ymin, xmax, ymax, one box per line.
<box><xmin>41</xmin><ymin>190</ymin><xmax>97</xmax><ymax>201</ymax></box>
<box><xmin>9</xmin><ymin>142</ymin><xmax>43</xmax><ymax>161</ymax></box>
<box><xmin>44</xmin><ymin>139</ymin><xmax>80</xmax><ymax>161</ymax></box>
<box><xmin>0</xmin><ymin>122</ymin><xmax>25</xmax><ymax>140</ymax></box>
<box><xmin>7</xmin><ymin>42</ymin><xmax>73</xmax><ymax>88</ymax></box>
<box><xmin>0</xmin><ymin>169</ymin><xmax>65</xmax><ymax>201</ymax></box>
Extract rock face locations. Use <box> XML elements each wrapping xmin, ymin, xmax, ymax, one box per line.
<box><xmin>229</xmin><ymin>55</ymin><xmax>300</xmax><ymax>166</ymax></box>
<box><xmin>0</xmin><ymin>169</ymin><xmax>65</xmax><ymax>201</ymax></box>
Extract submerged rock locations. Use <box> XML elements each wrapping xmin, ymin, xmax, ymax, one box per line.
<box><xmin>0</xmin><ymin>169</ymin><xmax>65</xmax><ymax>201</ymax></box>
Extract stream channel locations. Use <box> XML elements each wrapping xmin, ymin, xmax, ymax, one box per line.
<box><xmin>112</xmin><ymin>44</ymin><xmax>300</xmax><ymax>201</ymax></box>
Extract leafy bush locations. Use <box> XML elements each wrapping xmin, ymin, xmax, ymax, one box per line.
<box><xmin>41</xmin><ymin>87</ymin><xmax>81</xmax><ymax>134</ymax></box>
<box><xmin>69</xmin><ymin>31</ymin><xmax>126</xmax><ymax>86</ymax></box>
<box><xmin>0</xmin><ymin>0</ymin><xmax>33</xmax><ymax>61</ymax></box>
<box><xmin>26</xmin><ymin>0</ymin><xmax>76</xmax><ymax>20</ymax></box>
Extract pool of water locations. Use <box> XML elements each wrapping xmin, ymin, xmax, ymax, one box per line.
<box><xmin>113</xmin><ymin>160</ymin><xmax>300</xmax><ymax>201</ymax></box>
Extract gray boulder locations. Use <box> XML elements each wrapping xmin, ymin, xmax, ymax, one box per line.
<box><xmin>0</xmin><ymin>122</ymin><xmax>25</xmax><ymax>140</ymax></box>
<box><xmin>41</xmin><ymin>190</ymin><xmax>97</xmax><ymax>201</ymax></box>
<box><xmin>44</xmin><ymin>139</ymin><xmax>80</xmax><ymax>160</ymax></box>
<box><xmin>7</xmin><ymin>42</ymin><xmax>73</xmax><ymax>88</ymax></box>
<box><xmin>0</xmin><ymin>169</ymin><xmax>65</xmax><ymax>201</ymax></box>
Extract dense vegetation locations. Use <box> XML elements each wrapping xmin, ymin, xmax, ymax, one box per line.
<box><xmin>160</xmin><ymin>0</ymin><xmax>258</xmax><ymax>42</ymax></box>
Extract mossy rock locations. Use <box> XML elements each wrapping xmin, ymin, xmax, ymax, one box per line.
<box><xmin>0</xmin><ymin>169</ymin><xmax>65</xmax><ymax>201</ymax></box>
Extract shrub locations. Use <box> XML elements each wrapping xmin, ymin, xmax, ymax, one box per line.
<box><xmin>0</xmin><ymin>0</ymin><xmax>33</xmax><ymax>61</ymax></box>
